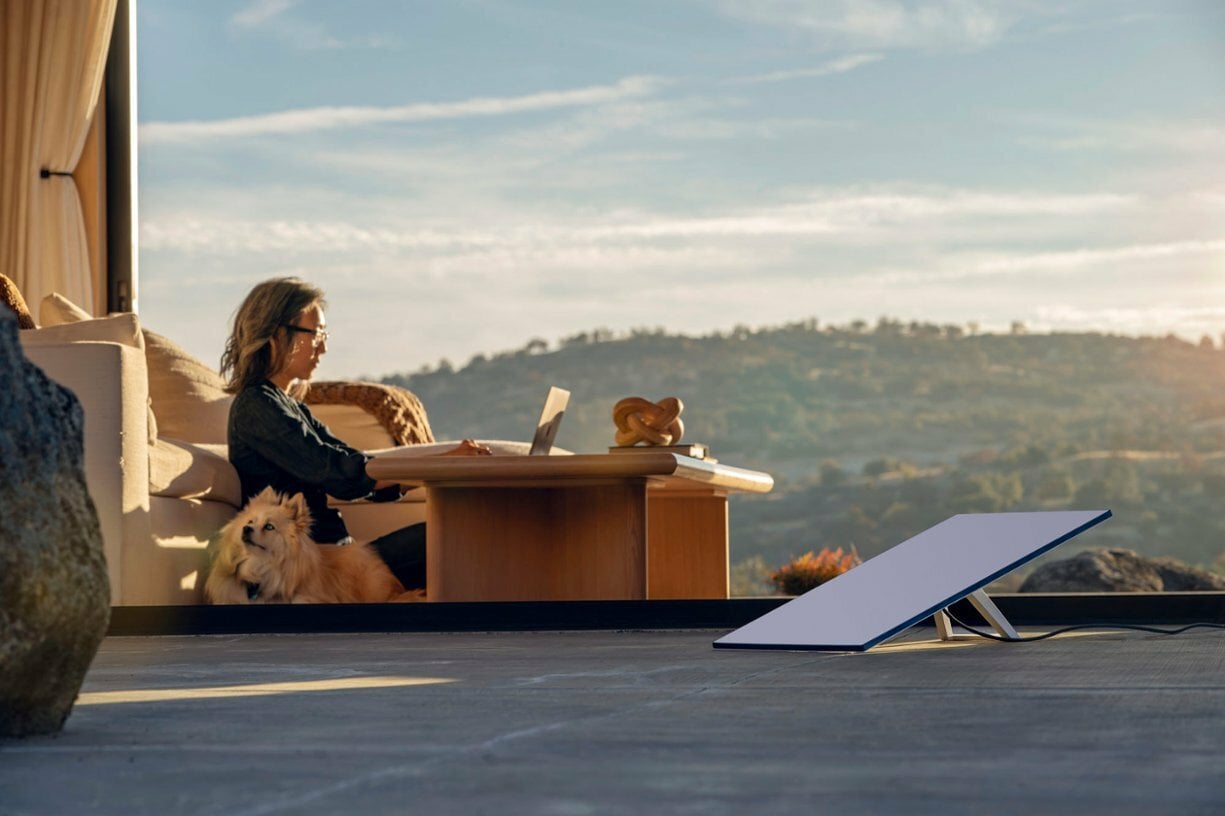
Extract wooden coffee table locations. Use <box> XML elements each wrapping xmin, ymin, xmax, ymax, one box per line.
<box><xmin>365</xmin><ymin>451</ymin><xmax>773</xmax><ymax>602</ymax></box>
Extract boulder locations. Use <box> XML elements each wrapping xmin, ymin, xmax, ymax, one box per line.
<box><xmin>0</xmin><ymin>310</ymin><xmax>110</xmax><ymax>737</ymax></box>
<box><xmin>1020</xmin><ymin>548</ymin><xmax>1225</xmax><ymax>593</ymax></box>
<box><xmin>1150</xmin><ymin>556</ymin><xmax>1225</xmax><ymax>592</ymax></box>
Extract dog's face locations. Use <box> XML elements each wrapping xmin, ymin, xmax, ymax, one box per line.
<box><xmin>206</xmin><ymin>488</ymin><xmax>313</xmax><ymax>604</ymax></box>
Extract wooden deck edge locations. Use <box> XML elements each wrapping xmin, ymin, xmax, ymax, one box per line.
<box><xmin>108</xmin><ymin>593</ymin><xmax>1225</xmax><ymax>636</ymax></box>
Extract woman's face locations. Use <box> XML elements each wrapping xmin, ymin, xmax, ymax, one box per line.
<box><xmin>278</xmin><ymin>302</ymin><xmax>328</xmax><ymax>383</ymax></box>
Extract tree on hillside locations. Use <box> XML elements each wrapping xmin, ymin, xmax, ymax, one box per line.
<box><xmin>819</xmin><ymin>460</ymin><xmax>848</xmax><ymax>487</ymax></box>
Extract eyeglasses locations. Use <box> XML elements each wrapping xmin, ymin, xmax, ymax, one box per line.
<box><xmin>283</xmin><ymin>324</ymin><xmax>329</xmax><ymax>346</ymax></box>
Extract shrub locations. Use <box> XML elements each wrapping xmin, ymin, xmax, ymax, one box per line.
<box><xmin>770</xmin><ymin>547</ymin><xmax>860</xmax><ymax>595</ymax></box>
<box><xmin>730</xmin><ymin>556</ymin><xmax>773</xmax><ymax>597</ymax></box>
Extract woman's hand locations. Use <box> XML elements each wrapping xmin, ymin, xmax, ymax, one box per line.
<box><xmin>438</xmin><ymin>438</ymin><xmax>493</xmax><ymax>457</ymax></box>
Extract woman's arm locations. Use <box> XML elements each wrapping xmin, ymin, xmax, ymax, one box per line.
<box><xmin>369</xmin><ymin>439</ymin><xmax>490</xmax><ymax>490</ymax></box>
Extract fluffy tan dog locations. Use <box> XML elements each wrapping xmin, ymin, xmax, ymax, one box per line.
<box><xmin>205</xmin><ymin>487</ymin><xmax>417</xmax><ymax>604</ymax></box>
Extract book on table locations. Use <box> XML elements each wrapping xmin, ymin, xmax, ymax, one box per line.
<box><xmin>608</xmin><ymin>443</ymin><xmax>712</xmax><ymax>461</ymax></box>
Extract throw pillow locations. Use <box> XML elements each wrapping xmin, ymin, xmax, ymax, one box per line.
<box><xmin>0</xmin><ymin>274</ymin><xmax>37</xmax><ymax>329</ymax></box>
<box><xmin>40</xmin><ymin>292</ymin><xmax>93</xmax><ymax>326</ymax></box>
<box><xmin>143</xmin><ymin>329</ymin><xmax>232</xmax><ymax>445</ymax></box>
<box><xmin>148</xmin><ymin>437</ymin><xmax>242</xmax><ymax>506</ymax></box>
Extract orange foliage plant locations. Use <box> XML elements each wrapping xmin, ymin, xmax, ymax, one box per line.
<box><xmin>770</xmin><ymin>547</ymin><xmax>860</xmax><ymax>595</ymax></box>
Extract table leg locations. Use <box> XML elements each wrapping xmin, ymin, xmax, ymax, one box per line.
<box><xmin>425</xmin><ymin>482</ymin><xmax>648</xmax><ymax>601</ymax></box>
<box><xmin>646</xmin><ymin>491</ymin><xmax>729</xmax><ymax>599</ymax></box>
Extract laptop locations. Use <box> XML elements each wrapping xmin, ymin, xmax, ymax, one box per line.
<box><xmin>529</xmin><ymin>386</ymin><xmax>570</xmax><ymax>455</ymax></box>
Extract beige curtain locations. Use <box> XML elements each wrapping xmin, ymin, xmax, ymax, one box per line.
<box><xmin>0</xmin><ymin>0</ymin><xmax>117</xmax><ymax>315</ymax></box>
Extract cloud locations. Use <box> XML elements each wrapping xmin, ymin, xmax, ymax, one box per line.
<box><xmin>1019</xmin><ymin>119</ymin><xmax>1225</xmax><ymax>155</ymax></box>
<box><xmin>140</xmin><ymin>185</ymin><xmax>1138</xmax><ymax>257</ymax></box>
<box><xmin>230</xmin><ymin>0</ymin><xmax>297</xmax><ymax>30</ymax></box>
<box><xmin>139</xmin><ymin>76</ymin><xmax>666</xmax><ymax>144</ymax></box>
<box><xmin>717</xmin><ymin>0</ymin><xmax>1015</xmax><ymax>51</ymax></box>
<box><xmin>1033</xmin><ymin>304</ymin><xmax>1225</xmax><ymax>338</ymax></box>
<box><xmin>492</xmin><ymin>95</ymin><xmax>698</xmax><ymax>155</ymax></box>
<box><xmin>973</xmin><ymin>240</ymin><xmax>1225</xmax><ymax>274</ymax></box>
<box><xmin>228</xmin><ymin>0</ymin><xmax>390</xmax><ymax>50</ymax></box>
<box><xmin>735</xmin><ymin>53</ymin><xmax>885</xmax><ymax>84</ymax></box>
<box><xmin>1036</xmin><ymin>9</ymin><xmax>1216</xmax><ymax>38</ymax></box>
<box><xmin>874</xmin><ymin>238</ymin><xmax>1225</xmax><ymax>286</ymax></box>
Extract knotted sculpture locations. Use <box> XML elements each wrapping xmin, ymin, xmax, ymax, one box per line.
<box><xmin>612</xmin><ymin>396</ymin><xmax>685</xmax><ymax>447</ymax></box>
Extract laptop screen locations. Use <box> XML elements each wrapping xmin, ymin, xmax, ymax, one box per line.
<box><xmin>529</xmin><ymin>386</ymin><xmax>570</xmax><ymax>455</ymax></box>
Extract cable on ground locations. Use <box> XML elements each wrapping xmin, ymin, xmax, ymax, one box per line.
<box><xmin>942</xmin><ymin>610</ymin><xmax>1225</xmax><ymax>643</ymax></box>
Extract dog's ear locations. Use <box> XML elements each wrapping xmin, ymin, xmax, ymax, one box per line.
<box><xmin>255</xmin><ymin>486</ymin><xmax>280</xmax><ymax>504</ymax></box>
<box><xmin>284</xmin><ymin>492</ymin><xmax>310</xmax><ymax>521</ymax></box>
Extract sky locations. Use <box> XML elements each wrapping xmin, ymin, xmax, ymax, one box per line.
<box><xmin>135</xmin><ymin>0</ymin><xmax>1225</xmax><ymax>380</ymax></box>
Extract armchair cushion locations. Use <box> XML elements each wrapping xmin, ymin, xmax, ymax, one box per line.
<box><xmin>149</xmin><ymin>437</ymin><xmax>242</xmax><ymax>505</ymax></box>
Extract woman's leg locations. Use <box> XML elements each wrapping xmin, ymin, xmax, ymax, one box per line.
<box><xmin>368</xmin><ymin>523</ymin><xmax>426</xmax><ymax>589</ymax></box>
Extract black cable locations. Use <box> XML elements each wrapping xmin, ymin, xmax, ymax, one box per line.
<box><xmin>943</xmin><ymin>609</ymin><xmax>1225</xmax><ymax>643</ymax></box>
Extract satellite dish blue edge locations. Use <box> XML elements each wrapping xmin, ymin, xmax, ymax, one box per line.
<box><xmin>713</xmin><ymin>509</ymin><xmax>1113</xmax><ymax>652</ymax></box>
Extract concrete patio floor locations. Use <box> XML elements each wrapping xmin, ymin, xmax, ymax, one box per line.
<box><xmin>3</xmin><ymin>627</ymin><xmax>1224</xmax><ymax>815</ymax></box>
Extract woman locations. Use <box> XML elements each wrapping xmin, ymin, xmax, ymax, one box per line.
<box><xmin>220</xmin><ymin>277</ymin><xmax>487</xmax><ymax>590</ymax></box>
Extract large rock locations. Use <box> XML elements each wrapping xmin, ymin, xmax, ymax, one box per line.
<box><xmin>1020</xmin><ymin>548</ymin><xmax>1225</xmax><ymax>593</ymax></box>
<box><xmin>0</xmin><ymin>310</ymin><xmax>110</xmax><ymax>737</ymax></box>
<box><xmin>1150</xmin><ymin>556</ymin><xmax>1225</xmax><ymax>591</ymax></box>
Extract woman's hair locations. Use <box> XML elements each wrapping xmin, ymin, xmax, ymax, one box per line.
<box><xmin>221</xmin><ymin>277</ymin><xmax>326</xmax><ymax>395</ymax></box>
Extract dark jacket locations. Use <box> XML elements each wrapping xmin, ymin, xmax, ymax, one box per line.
<box><xmin>228</xmin><ymin>381</ymin><xmax>395</xmax><ymax>542</ymax></box>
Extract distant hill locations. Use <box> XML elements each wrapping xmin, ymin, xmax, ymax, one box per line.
<box><xmin>381</xmin><ymin>319</ymin><xmax>1225</xmax><ymax>590</ymax></box>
